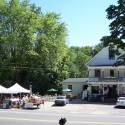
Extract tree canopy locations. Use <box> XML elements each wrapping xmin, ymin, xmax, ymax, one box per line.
<box><xmin>101</xmin><ymin>0</ymin><xmax>125</xmax><ymax>65</ymax></box>
<box><xmin>0</xmin><ymin>0</ymin><xmax>69</xmax><ymax>94</ymax></box>
<box><xmin>0</xmin><ymin>0</ymin><xmax>103</xmax><ymax>94</ymax></box>
<box><xmin>68</xmin><ymin>46</ymin><xmax>92</xmax><ymax>78</ymax></box>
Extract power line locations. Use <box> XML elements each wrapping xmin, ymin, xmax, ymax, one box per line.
<box><xmin>0</xmin><ymin>66</ymin><xmax>51</xmax><ymax>70</ymax></box>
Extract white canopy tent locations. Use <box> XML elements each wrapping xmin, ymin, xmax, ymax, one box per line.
<box><xmin>1</xmin><ymin>83</ymin><xmax>30</xmax><ymax>94</ymax></box>
<box><xmin>0</xmin><ymin>85</ymin><xmax>7</xmax><ymax>93</ymax></box>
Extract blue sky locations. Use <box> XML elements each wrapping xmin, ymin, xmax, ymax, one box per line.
<box><xmin>30</xmin><ymin>0</ymin><xmax>117</xmax><ymax>47</ymax></box>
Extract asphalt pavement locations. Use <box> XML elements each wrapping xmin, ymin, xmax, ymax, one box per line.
<box><xmin>37</xmin><ymin>99</ymin><xmax>125</xmax><ymax>115</ymax></box>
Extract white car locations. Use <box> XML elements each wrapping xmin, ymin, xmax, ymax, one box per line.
<box><xmin>55</xmin><ymin>96</ymin><xmax>69</xmax><ymax>106</ymax></box>
<box><xmin>23</xmin><ymin>103</ymin><xmax>39</xmax><ymax>109</ymax></box>
<box><xmin>116</xmin><ymin>97</ymin><xmax>125</xmax><ymax>107</ymax></box>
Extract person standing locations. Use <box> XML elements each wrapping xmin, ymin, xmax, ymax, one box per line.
<box><xmin>82</xmin><ymin>89</ymin><xmax>88</xmax><ymax>100</ymax></box>
<box><xmin>22</xmin><ymin>95</ymin><xmax>26</xmax><ymax>108</ymax></box>
<box><xmin>25</xmin><ymin>94</ymin><xmax>29</xmax><ymax>103</ymax></box>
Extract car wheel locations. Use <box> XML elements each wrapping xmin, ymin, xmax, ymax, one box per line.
<box><xmin>63</xmin><ymin>102</ymin><xmax>66</xmax><ymax>106</ymax></box>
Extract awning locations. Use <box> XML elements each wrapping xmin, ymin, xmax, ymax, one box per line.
<box><xmin>87</xmin><ymin>82</ymin><xmax>125</xmax><ymax>85</ymax></box>
<box><xmin>0</xmin><ymin>85</ymin><xmax>7</xmax><ymax>93</ymax></box>
<box><xmin>1</xmin><ymin>83</ymin><xmax>30</xmax><ymax>93</ymax></box>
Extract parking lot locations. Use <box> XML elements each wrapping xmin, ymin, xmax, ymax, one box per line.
<box><xmin>39</xmin><ymin>99</ymin><xmax>125</xmax><ymax>115</ymax></box>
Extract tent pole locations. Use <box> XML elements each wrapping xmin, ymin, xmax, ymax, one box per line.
<box><xmin>20</xmin><ymin>93</ymin><xmax>21</xmax><ymax>99</ymax></box>
<box><xmin>29</xmin><ymin>85</ymin><xmax>32</xmax><ymax>96</ymax></box>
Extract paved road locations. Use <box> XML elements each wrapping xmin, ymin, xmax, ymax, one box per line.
<box><xmin>1</xmin><ymin>105</ymin><xmax>125</xmax><ymax>125</ymax></box>
<box><xmin>1</xmin><ymin>99</ymin><xmax>125</xmax><ymax>125</ymax></box>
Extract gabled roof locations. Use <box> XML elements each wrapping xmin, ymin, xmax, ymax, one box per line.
<box><xmin>86</xmin><ymin>47</ymin><xmax>105</xmax><ymax>66</ymax></box>
<box><xmin>86</xmin><ymin>47</ymin><xmax>125</xmax><ymax>67</ymax></box>
<box><xmin>62</xmin><ymin>78</ymin><xmax>88</xmax><ymax>83</ymax></box>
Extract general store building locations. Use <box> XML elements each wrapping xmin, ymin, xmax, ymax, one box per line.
<box><xmin>86</xmin><ymin>47</ymin><xmax>125</xmax><ymax>100</ymax></box>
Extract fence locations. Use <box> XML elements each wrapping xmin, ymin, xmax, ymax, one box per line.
<box><xmin>40</xmin><ymin>95</ymin><xmax>57</xmax><ymax>102</ymax></box>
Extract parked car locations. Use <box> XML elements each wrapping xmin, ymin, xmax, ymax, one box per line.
<box><xmin>116</xmin><ymin>97</ymin><xmax>125</xmax><ymax>107</ymax></box>
<box><xmin>55</xmin><ymin>96</ymin><xmax>69</xmax><ymax>106</ymax></box>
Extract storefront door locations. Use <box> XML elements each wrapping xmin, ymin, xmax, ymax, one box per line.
<box><xmin>107</xmin><ymin>85</ymin><xmax>117</xmax><ymax>98</ymax></box>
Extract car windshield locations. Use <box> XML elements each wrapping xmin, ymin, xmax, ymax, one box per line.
<box><xmin>119</xmin><ymin>98</ymin><xmax>125</xmax><ymax>100</ymax></box>
<box><xmin>57</xmin><ymin>96</ymin><xmax>65</xmax><ymax>99</ymax></box>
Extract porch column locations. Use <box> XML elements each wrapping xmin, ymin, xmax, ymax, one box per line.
<box><xmin>88</xmin><ymin>84</ymin><xmax>91</xmax><ymax>96</ymax></box>
<box><xmin>117</xmin><ymin>68</ymin><xmax>119</xmax><ymax>78</ymax></box>
<box><xmin>102</xmin><ymin>84</ymin><xmax>104</xmax><ymax>95</ymax></box>
<box><xmin>117</xmin><ymin>84</ymin><xmax>119</xmax><ymax>96</ymax></box>
<box><xmin>101</xmin><ymin>68</ymin><xmax>104</xmax><ymax>78</ymax></box>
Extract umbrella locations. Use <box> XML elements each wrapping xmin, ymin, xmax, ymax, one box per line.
<box><xmin>62</xmin><ymin>89</ymin><xmax>71</xmax><ymax>92</ymax></box>
<box><xmin>48</xmin><ymin>88</ymin><xmax>58</xmax><ymax>92</ymax></box>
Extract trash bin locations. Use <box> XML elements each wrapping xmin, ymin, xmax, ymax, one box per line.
<box><xmin>2</xmin><ymin>102</ymin><xmax>10</xmax><ymax>109</ymax></box>
<box><xmin>2</xmin><ymin>100</ymin><xmax>11</xmax><ymax>109</ymax></box>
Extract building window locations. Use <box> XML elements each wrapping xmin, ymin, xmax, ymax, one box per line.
<box><xmin>95</xmin><ymin>70</ymin><xmax>101</xmax><ymax>77</ymax></box>
<box><xmin>110</xmin><ymin>70</ymin><xmax>114</xmax><ymax>77</ymax></box>
<box><xmin>109</xmin><ymin>49</ymin><xmax>115</xmax><ymax>60</ymax></box>
<box><xmin>68</xmin><ymin>85</ymin><xmax>72</xmax><ymax>91</ymax></box>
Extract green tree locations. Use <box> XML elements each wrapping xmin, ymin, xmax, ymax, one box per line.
<box><xmin>0</xmin><ymin>0</ymin><xmax>69</xmax><ymax>94</ymax></box>
<box><xmin>69</xmin><ymin>46</ymin><xmax>92</xmax><ymax>78</ymax></box>
<box><xmin>101</xmin><ymin>0</ymin><xmax>125</xmax><ymax>65</ymax></box>
<box><xmin>68</xmin><ymin>47</ymin><xmax>78</xmax><ymax>77</ymax></box>
<box><xmin>34</xmin><ymin>12</ymin><xmax>69</xmax><ymax>92</ymax></box>
<box><xmin>0</xmin><ymin>0</ymin><xmax>40</xmax><ymax>83</ymax></box>
<box><xmin>36</xmin><ymin>12</ymin><xmax>68</xmax><ymax>70</ymax></box>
